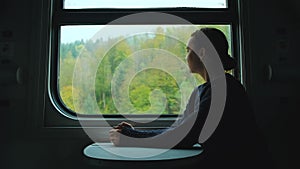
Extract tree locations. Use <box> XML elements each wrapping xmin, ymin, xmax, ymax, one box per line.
<box><xmin>59</xmin><ymin>25</ymin><xmax>229</xmax><ymax>115</ymax></box>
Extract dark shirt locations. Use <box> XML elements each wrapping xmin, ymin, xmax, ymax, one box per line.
<box><xmin>119</xmin><ymin>73</ymin><xmax>271</xmax><ymax>167</ymax></box>
<box><xmin>119</xmin><ymin>73</ymin><xmax>264</xmax><ymax>152</ymax></box>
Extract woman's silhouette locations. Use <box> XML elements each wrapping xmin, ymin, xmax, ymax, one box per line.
<box><xmin>109</xmin><ymin>28</ymin><xmax>271</xmax><ymax>168</ymax></box>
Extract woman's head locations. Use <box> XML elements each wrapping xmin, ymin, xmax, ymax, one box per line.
<box><xmin>186</xmin><ymin>28</ymin><xmax>236</xmax><ymax>73</ymax></box>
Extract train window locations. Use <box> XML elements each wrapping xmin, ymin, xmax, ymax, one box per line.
<box><xmin>58</xmin><ymin>25</ymin><xmax>232</xmax><ymax>115</ymax></box>
<box><xmin>49</xmin><ymin>0</ymin><xmax>241</xmax><ymax>121</ymax></box>
<box><xmin>64</xmin><ymin>0</ymin><xmax>227</xmax><ymax>9</ymax></box>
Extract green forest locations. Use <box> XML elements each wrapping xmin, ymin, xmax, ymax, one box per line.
<box><xmin>59</xmin><ymin>25</ymin><xmax>231</xmax><ymax>115</ymax></box>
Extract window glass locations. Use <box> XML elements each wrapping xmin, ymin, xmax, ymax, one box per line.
<box><xmin>59</xmin><ymin>25</ymin><xmax>232</xmax><ymax>115</ymax></box>
<box><xmin>64</xmin><ymin>0</ymin><xmax>227</xmax><ymax>9</ymax></box>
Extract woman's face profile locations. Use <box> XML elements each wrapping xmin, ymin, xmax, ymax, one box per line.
<box><xmin>186</xmin><ymin>37</ymin><xmax>203</xmax><ymax>74</ymax></box>
<box><xmin>186</xmin><ymin>47</ymin><xmax>197</xmax><ymax>73</ymax></box>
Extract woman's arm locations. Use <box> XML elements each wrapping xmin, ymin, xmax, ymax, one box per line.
<box><xmin>121</xmin><ymin>127</ymin><xmax>167</xmax><ymax>138</ymax></box>
<box><xmin>110</xmin><ymin>85</ymin><xmax>211</xmax><ymax>149</ymax></box>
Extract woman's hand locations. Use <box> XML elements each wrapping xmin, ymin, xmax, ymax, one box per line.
<box><xmin>109</xmin><ymin>122</ymin><xmax>133</xmax><ymax>146</ymax></box>
<box><xmin>109</xmin><ymin>128</ymin><xmax>121</xmax><ymax>146</ymax></box>
<box><xmin>114</xmin><ymin>121</ymin><xmax>134</xmax><ymax>130</ymax></box>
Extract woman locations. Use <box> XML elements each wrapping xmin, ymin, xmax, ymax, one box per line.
<box><xmin>109</xmin><ymin>28</ymin><xmax>269</xmax><ymax>167</ymax></box>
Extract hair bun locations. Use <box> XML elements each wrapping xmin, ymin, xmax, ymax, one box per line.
<box><xmin>221</xmin><ymin>54</ymin><xmax>236</xmax><ymax>71</ymax></box>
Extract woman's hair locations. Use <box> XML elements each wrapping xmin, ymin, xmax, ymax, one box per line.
<box><xmin>191</xmin><ymin>28</ymin><xmax>236</xmax><ymax>71</ymax></box>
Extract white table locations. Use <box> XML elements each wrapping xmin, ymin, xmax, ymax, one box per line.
<box><xmin>84</xmin><ymin>142</ymin><xmax>203</xmax><ymax>161</ymax></box>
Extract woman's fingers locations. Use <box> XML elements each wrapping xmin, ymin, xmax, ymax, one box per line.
<box><xmin>113</xmin><ymin>125</ymin><xmax>122</xmax><ymax>129</ymax></box>
<box><xmin>109</xmin><ymin>129</ymin><xmax>121</xmax><ymax>134</ymax></box>
<box><xmin>109</xmin><ymin>129</ymin><xmax>121</xmax><ymax>146</ymax></box>
<box><xmin>109</xmin><ymin>129</ymin><xmax>121</xmax><ymax>138</ymax></box>
<box><xmin>117</xmin><ymin>121</ymin><xmax>134</xmax><ymax>129</ymax></box>
<box><xmin>121</xmin><ymin>121</ymin><xmax>132</xmax><ymax>126</ymax></box>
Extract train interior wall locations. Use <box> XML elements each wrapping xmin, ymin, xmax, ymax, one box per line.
<box><xmin>0</xmin><ymin>0</ymin><xmax>295</xmax><ymax>169</ymax></box>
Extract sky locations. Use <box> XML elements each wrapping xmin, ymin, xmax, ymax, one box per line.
<box><xmin>60</xmin><ymin>0</ymin><xmax>227</xmax><ymax>43</ymax></box>
<box><xmin>61</xmin><ymin>25</ymin><xmax>193</xmax><ymax>43</ymax></box>
<box><xmin>61</xmin><ymin>25</ymin><xmax>167</xmax><ymax>43</ymax></box>
<box><xmin>61</xmin><ymin>25</ymin><xmax>101</xmax><ymax>43</ymax></box>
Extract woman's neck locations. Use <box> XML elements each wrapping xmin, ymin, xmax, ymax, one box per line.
<box><xmin>198</xmin><ymin>70</ymin><xmax>209</xmax><ymax>82</ymax></box>
<box><xmin>198</xmin><ymin>70</ymin><xmax>228</xmax><ymax>83</ymax></box>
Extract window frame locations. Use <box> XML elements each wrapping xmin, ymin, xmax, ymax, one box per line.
<box><xmin>46</xmin><ymin>0</ymin><xmax>244</xmax><ymax>128</ymax></box>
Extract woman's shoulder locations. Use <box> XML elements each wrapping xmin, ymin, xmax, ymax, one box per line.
<box><xmin>197</xmin><ymin>73</ymin><xmax>247</xmax><ymax>97</ymax></box>
<box><xmin>197</xmin><ymin>82</ymin><xmax>211</xmax><ymax>99</ymax></box>
<box><xmin>197</xmin><ymin>81</ymin><xmax>210</xmax><ymax>91</ymax></box>
<box><xmin>225</xmin><ymin>73</ymin><xmax>247</xmax><ymax>94</ymax></box>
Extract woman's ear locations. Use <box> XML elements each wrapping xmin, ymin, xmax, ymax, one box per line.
<box><xmin>198</xmin><ymin>47</ymin><xmax>206</xmax><ymax>59</ymax></box>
